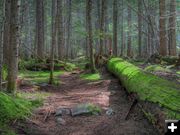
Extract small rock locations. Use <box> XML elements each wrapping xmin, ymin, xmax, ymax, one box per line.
<box><xmin>71</xmin><ymin>104</ymin><xmax>90</xmax><ymax>116</ymax></box>
<box><xmin>56</xmin><ymin>117</ymin><xmax>66</xmax><ymax>125</ymax></box>
<box><xmin>110</xmin><ymin>91</ymin><xmax>116</xmax><ymax>96</ymax></box>
<box><xmin>106</xmin><ymin>108</ymin><xmax>114</xmax><ymax>116</ymax></box>
<box><xmin>55</xmin><ymin>108</ymin><xmax>70</xmax><ymax>116</ymax></box>
<box><xmin>38</xmin><ymin>83</ymin><xmax>48</xmax><ymax>87</ymax></box>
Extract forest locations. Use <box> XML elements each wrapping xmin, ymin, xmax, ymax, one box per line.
<box><xmin>0</xmin><ymin>0</ymin><xmax>180</xmax><ymax>135</ymax></box>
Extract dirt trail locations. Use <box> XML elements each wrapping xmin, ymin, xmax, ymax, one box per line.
<box><xmin>16</xmin><ymin>71</ymin><xmax>159</xmax><ymax>135</ymax></box>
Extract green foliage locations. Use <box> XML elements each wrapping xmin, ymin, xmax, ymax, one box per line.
<box><xmin>144</xmin><ymin>65</ymin><xmax>171</xmax><ymax>73</ymax></box>
<box><xmin>2</xmin><ymin>65</ymin><xmax>8</xmax><ymax>80</ymax></box>
<box><xmin>108</xmin><ymin>58</ymin><xmax>180</xmax><ymax>119</ymax></box>
<box><xmin>18</xmin><ymin>59</ymin><xmax>39</xmax><ymax>70</ymax></box>
<box><xmin>80</xmin><ymin>73</ymin><xmax>101</xmax><ymax>81</ymax></box>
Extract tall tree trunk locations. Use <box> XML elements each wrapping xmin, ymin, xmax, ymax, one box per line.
<box><xmin>168</xmin><ymin>0</ymin><xmax>177</xmax><ymax>56</ymax></box>
<box><xmin>57</xmin><ymin>0</ymin><xmax>64</xmax><ymax>60</ymax></box>
<box><xmin>127</xmin><ymin>5</ymin><xmax>132</xmax><ymax>57</ymax></box>
<box><xmin>36</xmin><ymin>0</ymin><xmax>44</xmax><ymax>59</ymax></box>
<box><xmin>3</xmin><ymin>0</ymin><xmax>11</xmax><ymax>65</ymax></box>
<box><xmin>159</xmin><ymin>0</ymin><xmax>167</xmax><ymax>56</ymax></box>
<box><xmin>0</xmin><ymin>0</ymin><xmax>5</xmax><ymax>91</ymax></box>
<box><xmin>138</xmin><ymin>0</ymin><xmax>142</xmax><ymax>57</ymax></box>
<box><xmin>66</xmin><ymin>0</ymin><xmax>72</xmax><ymax>58</ymax></box>
<box><xmin>87</xmin><ymin>0</ymin><xmax>96</xmax><ymax>73</ymax></box>
<box><xmin>113</xmin><ymin>0</ymin><xmax>118</xmax><ymax>56</ymax></box>
<box><xmin>99</xmin><ymin>0</ymin><xmax>106</xmax><ymax>55</ymax></box>
<box><xmin>7</xmin><ymin>0</ymin><xmax>20</xmax><ymax>93</ymax></box>
<box><xmin>49</xmin><ymin>0</ymin><xmax>57</xmax><ymax>84</ymax></box>
<box><xmin>120</xmin><ymin>0</ymin><xmax>124</xmax><ymax>56</ymax></box>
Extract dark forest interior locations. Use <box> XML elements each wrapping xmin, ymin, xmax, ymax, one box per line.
<box><xmin>0</xmin><ymin>0</ymin><xmax>180</xmax><ymax>135</ymax></box>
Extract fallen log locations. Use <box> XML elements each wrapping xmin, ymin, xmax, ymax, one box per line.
<box><xmin>107</xmin><ymin>58</ymin><xmax>180</xmax><ymax>119</ymax></box>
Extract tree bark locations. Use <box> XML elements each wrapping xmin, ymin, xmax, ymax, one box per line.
<box><xmin>66</xmin><ymin>0</ymin><xmax>72</xmax><ymax>58</ymax></box>
<box><xmin>120</xmin><ymin>0</ymin><xmax>124</xmax><ymax>56</ymax></box>
<box><xmin>49</xmin><ymin>0</ymin><xmax>57</xmax><ymax>84</ymax></box>
<box><xmin>0</xmin><ymin>0</ymin><xmax>5</xmax><ymax>91</ymax></box>
<box><xmin>127</xmin><ymin>5</ymin><xmax>132</xmax><ymax>57</ymax></box>
<box><xmin>7</xmin><ymin>0</ymin><xmax>20</xmax><ymax>93</ymax></box>
<box><xmin>113</xmin><ymin>0</ymin><xmax>118</xmax><ymax>56</ymax></box>
<box><xmin>159</xmin><ymin>0</ymin><xmax>167</xmax><ymax>56</ymax></box>
<box><xmin>87</xmin><ymin>0</ymin><xmax>96</xmax><ymax>73</ymax></box>
<box><xmin>36</xmin><ymin>0</ymin><xmax>44</xmax><ymax>59</ymax></box>
<box><xmin>138</xmin><ymin>0</ymin><xmax>142</xmax><ymax>57</ymax></box>
<box><xmin>57</xmin><ymin>0</ymin><xmax>64</xmax><ymax>60</ymax></box>
<box><xmin>3</xmin><ymin>0</ymin><xmax>11</xmax><ymax>65</ymax></box>
<box><xmin>99</xmin><ymin>0</ymin><xmax>106</xmax><ymax>55</ymax></box>
<box><xmin>168</xmin><ymin>0</ymin><xmax>177</xmax><ymax>56</ymax></box>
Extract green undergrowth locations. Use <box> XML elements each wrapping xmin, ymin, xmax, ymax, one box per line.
<box><xmin>0</xmin><ymin>92</ymin><xmax>42</xmax><ymax>134</ymax></box>
<box><xmin>19</xmin><ymin>70</ymin><xmax>64</xmax><ymax>84</ymax></box>
<box><xmin>107</xmin><ymin>58</ymin><xmax>180</xmax><ymax>119</ymax></box>
<box><xmin>80</xmin><ymin>73</ymin><xmax>101</xmax><ymax>81</ymax></box>
<box><xmin>144</xmin><ymin>65</ymin><xmax>171</xmax><ymax>73</ymax></box>
<box><xmin>177</xmin><ymin>71</ymin><xmax>180</xmax><ymax>75</ymax></box>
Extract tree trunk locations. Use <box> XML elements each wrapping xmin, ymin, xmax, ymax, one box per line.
<box><xmin>57</xmin><ymin>0</ymin><xmax>64</xmax><ymax>60</ymax></box>
<box><xmin>36</xmin><ymin>0</ymin><xmax>44</xmax><ymax>59</ymax></box>
<box><xmin>7</xmin><ymin>0</ymin><xmax>20</xmax><ymax>93</ymax></box>
<box><xmin>120</xmin><ymin>0</ymin><xmax>124</xmax><ymax>56</ymax></box>
<box><xmin>49</xmin><ymin>0</ymin><xmax>57</xmax><ymax>84</ymax></box>
<box><xmin>87</xmin><ymin>0</ymin><xmax>96</xmax><ymax>73</ymax></box>
<box><xmin>159</xmin><ymin>0</ymin><xmax>167</xmax><ymax>56</ymax></box>
<box><xmin>3</xmin><ymin>0</ymin><xmax>11</xmax><ymax>65</ymax></box>
<box><xmin>138</xmin><ymin>0</ymin><xmax>142</xmax><ymax>57</ymax></box>
<box><xmin>66</xmin><ymin>0</ymin><xmax>72</xmax><ymax>58</ymax></box>
<box><xmin>113</xmin><ymin>0</ymin><xmax>118</xmax><ymax>56</ymax></box>
<box><xmin>127</xmin><ymin>5</ymin><xmax>132</xmax><ymax>57</ymax></box>
<box><xmin>99</xmin><ymin>0</ymin><xmax>106</xmax><ymax>55</ymax></box>
<box><xmin>168</xmin><ymin>0</ymin><xmax>177</xmax><ymax>56</ymax></box>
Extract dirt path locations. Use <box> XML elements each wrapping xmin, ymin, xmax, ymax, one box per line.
<box><xmin>16</xmin><ymin>71</ymin><xmax>159</xmax><ymax>135</ymax></box>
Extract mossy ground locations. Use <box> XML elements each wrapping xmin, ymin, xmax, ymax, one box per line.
<box><xmin>0</xmin><ymin>92</ymin><xmax>42</xmax><ymax>135</ymax></box>
<box><xmin>108</xmin><ymin>58</ymin><xmax>180</xmax><ymax>119</ymax></box>
<box><xmin>19</xmin><ymin>70</ymin><xmax>64</xmax><ymax>84</ymax></box>
<box><xmin>80</xmin><ymin>73</ymin><xmax>101</xmax><ymax>81</ymax></box>
<box><xmin>144</xmin><ymin>65</ymin><xmax>171</xmax><ymax>72</ymax></box>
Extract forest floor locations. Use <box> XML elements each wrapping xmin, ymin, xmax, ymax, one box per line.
<box><xmin>14</xmin><ymin>69</ymin><xmax>159</xmax><ymax>135</ymax></box>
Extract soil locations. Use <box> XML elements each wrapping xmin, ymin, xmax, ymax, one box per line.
<box><xmin>14</xmin><ymin>70</ymin><xmax>159</xmax><ymax>135</ymax></box>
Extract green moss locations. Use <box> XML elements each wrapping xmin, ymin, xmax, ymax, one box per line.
<box><xmin>87</xmin><ymin>103</ymin><xmax>101</xmax><ymax>115</ymax></box>
<box><xmin>19</xmin><ymin>70</ymin><xmax>64</xmax><ymax>84</ymax></box>
<box><xmin>177</xmin><ymin>71</ymin><xmax>180</xmax><ymax>75</ymax></box>
<box><xmin>0</xmin><ymin>91</ymin><xmax>42</xmax><ymax>135</ymax></box>
<box><xmin>107</xmin><ymin>58</ymin><xmax>180</xmax><ymax>119</ymax></box>
<box><xmin>144</xmin><ymin>65</ymin><xmax>171</xmax><ymax>72</ymax></box>
<box><xmin>80</xmin><ymin>73</ymin><xmax>101</xmax><ymax>81</ymax></box>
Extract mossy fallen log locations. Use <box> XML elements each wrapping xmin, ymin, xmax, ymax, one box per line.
<box><xmin>107</xmin><ymin>58</ymin><xmax>180</xmax><ymax>118</ymax></box>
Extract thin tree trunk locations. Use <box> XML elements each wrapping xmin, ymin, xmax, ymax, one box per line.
<box><xmin>0</xmin><ymin>0</ymin><xmax>5</xmax><ymax>91</ymax></box>
<box><xmin>159</xmin><ymin>0</ymin><xmax>167</xmax><ymax>56</ymax></box>
<box><xmin>99</xmin><ymin>0</ymin><xmax>106</xmax><ymax>55</ymax></box>
<box><xmin>49</xmin><ymin>0</ymin><xmax>57</xmax><ymax>84</ymax></box>
<box><xmin>138</xmin><ymin>0</ymin><xmax>142</xmax><ymax>57</ymax></box>
<box><xmin>7</xmin><ymin>0</ymin><xmax>20</xmax><ymax>93</ymax></box>
<box><xmin>3</xmin><ymin>0</ymin><xmax>11</xmax><ymax>65</ymax></box>
<box><xmin>66</xmin><ymin>0</ymin><xmax>72</xmax><ymax>58</ymax></box>
<box><xmin>113</xmin><ymin>0</ymin><xmax>118</xmax><ymax>56</ymax></box>
<box><xmin>127</xmin><ymin>5</ymin><xmax>132</xmax><ymax>57</ymax></box>
<box><xmin>57</xmin><ymin>0</ymin><xmax>64</xmax><ymax>60</ymax></box>
<box><xmin>168</xmin><ymin>0</ymin><xmax>177</xmax><ymax>56</ymax></box>
<box><xmin>120</xmin><ymin>0</ymin><xmax>124</xmax><ymax>56</ymax></box>
<box><xmin>36</xmin><ymin>0</ymin><xmax>44</xmax><ymax>59</ymax></box>
<box><xmin>87</xmin><ymin>0</ymin><xmax>96</xmax><ymax>73</ymax></box>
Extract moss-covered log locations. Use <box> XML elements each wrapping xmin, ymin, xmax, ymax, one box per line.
<box><xmin>107</xmin><ymin>58</ymin><xmax>180</xmax><ymax>118</ymax></box>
